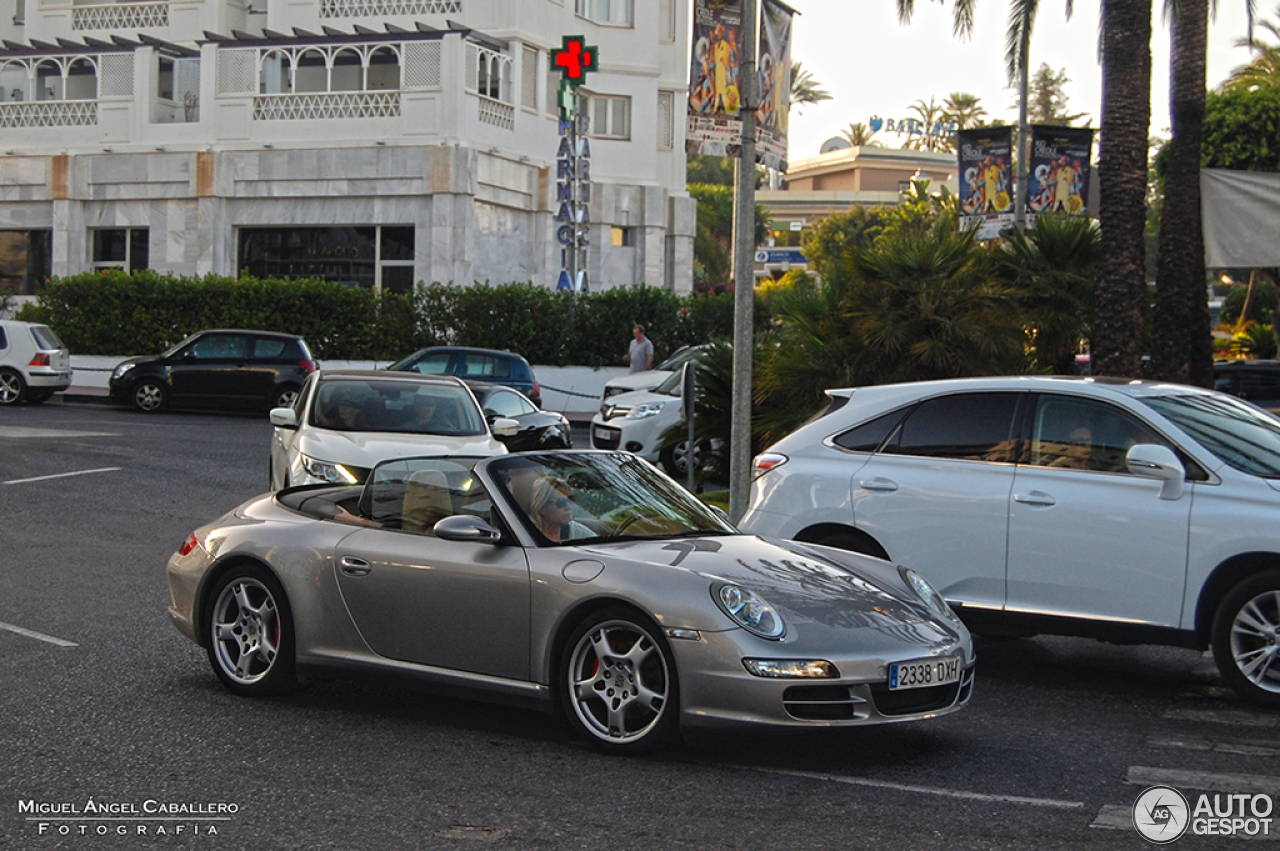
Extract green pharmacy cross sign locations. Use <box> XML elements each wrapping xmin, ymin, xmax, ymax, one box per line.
<box><xmin>550</xmin><ymin>35</ymin><xmax>598</xmax><ymax>119</ymax></box>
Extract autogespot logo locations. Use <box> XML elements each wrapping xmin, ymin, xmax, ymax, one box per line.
<box><xmin>1133</xmin><ymin>786</ymin><xmax>1190</xmax><ymax>844</ymax></box>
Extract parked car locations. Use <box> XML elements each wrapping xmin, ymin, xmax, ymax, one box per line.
<box><xmin>470</xmin><ymin>382</ymin><xmax>571</xmax><ymax>452</ymax></box>
<box><xmin>109</xmin><ymin>329</ymin><xmax>315</xmax><ymax>414</ymax></box>
<box><xmin>268</xmin><ymin>371</ymin><xmax>515</xmax><ymax>489</ymax></box>
<box><xmin>1213</xmin><ymin>359</ymin><xmax>1280</xmax><ymax>410</ymax></box>
<box><xmin>0</xmin><ymin>320</ymin><xmax>72</xmax><ymax>405</ymax></box>
<box><xmin>600</xmin><ymin>344</ymin><xmax>704</xmax><ymax>404</ymax></box>
<box><xmin>168</xmin><ymin>450</ymin><xmax>974</xmax><ymax>754</ymax></box>
<box><xmin>739</xmin><ymin>375</ymin><xmax>1280</xmax><ymax>706</ymax></box>
<box><xmin>591</xmin><ymin>368</ymin><xmax>703</xmax><ymax>476</ymax></box>
<box><xmin>388</xmin><ymin>346</ymin><xmax>541</xmax><ymax>407</ymax></box>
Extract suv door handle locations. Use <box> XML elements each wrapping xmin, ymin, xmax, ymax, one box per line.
<box><xmin>339</xmin><ymin>556</ymin><xmax>371</xmax><ymax>577</ymax></box>
<box><xmin>859</xmin><ymin>477</ymin><xmax>899</xmax><ymax>493</ymax></box>
<box><xmin>1014</xmin><ymin>491</ymin><xmax>1056</xmax><ymax>507</ymax></box>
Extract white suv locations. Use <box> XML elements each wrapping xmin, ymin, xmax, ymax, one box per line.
<box><xmin>0</xmin><ymin>320</ymin><xmax>72</xmax><ymax>405</ymax></box>
<box><xmin>739</xmin><ymin>375</ymin><xmax>1280</xmax><ymax>706</ymax></box>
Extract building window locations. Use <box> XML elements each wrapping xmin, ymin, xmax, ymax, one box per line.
<box><xmin>610</xmin><ymin>226</ymin><xmax>635</xmax><ymax>247</ymax></box>
<box><xmin>521</xmin><ymin>45</ymin><xmax>538</xmax><ymax>112</ymax></box>
<box><xmin>657</xmin><ymin>90</ymin><xmax>674</xmax><ymax>150</ymax></box>
<box><xmin>0</xmin><ymin>230</ymin><xmax>52</xmax><ymax>296</ymax></box>
<box><xmin>237</xmin><ymin>225</ymin><xmax>415</xmax><ymax>293</ymax></box>
<box><xmin>92</xmin><ymin>228</ymin><xmax>149</xmax><ymax>272</ymax></box>
<box><xmin>585</xmin><ymin>92</ymin><xmax>630</xmax><ymax>139</ymax></box>
<box><xmin>575</xmin><ymin>0</ymin><xmax>633</xmax><ymax>26</ymax></box>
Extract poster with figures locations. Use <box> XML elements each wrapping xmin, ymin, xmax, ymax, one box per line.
<box><xmin>755</xmin><ymin>0</ymin><xmax>793</xmax><ymax>172</ymax></box>
<box><xmin>687</xmin><ymin>0</ymin><xmax>744</xmax><ymax>156</ymax></box>
<box><xmin>1026</xmin><ymin>125</ymin><xmax>1096</xmax><ymax>226</ymax></box>
<box><xmin>956</xmin><ymin>126</ymin><xmax>1014</xmax><ymax>239</ymax></box>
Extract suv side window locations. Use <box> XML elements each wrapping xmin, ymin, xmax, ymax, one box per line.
<box><xmin>189</xmin><ymin>334</ymin><xmax>247</xmax><ymax>359</ymax></box>
<box><xmin>1029</xmin><ymin>396</ymin><xmax>1168</xmax><ymax>473</ymax></box>
<box><xmin>884</xmin><ymin>392</ymin><xmax>1020</xmax><ymax>462</ymax></box>
<box><xmin>832</xmin><ymin>408</ymin><xmax>909</xmax><ymax>453</ymax></box>
<box><xmin>463</xmin><ymin>354</ymin><xmax>511</xmax><ymax>380</ymax></box>
<box><xmin>409</xmin><ymin>352</ymin><xmax>455</xmax><ymax>376</ymax></box>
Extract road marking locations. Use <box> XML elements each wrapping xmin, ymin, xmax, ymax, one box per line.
<box><xmin>1126</xmin><ymin>766</ymin><xmax>1280</xmax><ymax>794</ymax></box>
<box><xmin>1149</xmin><ymin>737</ymin><xmax>1280</xmax><ymax>758</ymax></box>
<box><xmin>1167</xmin><ymin>708</ymin><xmax>1280</xmax><ymax>727</ymax></box>
<box><xmin>0</xmin><ymin>426</ymin><xmax>117</xmax><ymax>439</ymax></box>
<box><xmin>749</xmin><ymin>766</ymin><xmax>1084</xmax><ymax>809</ymax></box>
<box><xmin>4</xmin><ymin>467</ymin><xmax>122</xmax><ymax>485</ymax></box>
<box><xmin>0</xmin><ymin>621</ymin><xmax>77</xmax><ymax>647</ymax></box>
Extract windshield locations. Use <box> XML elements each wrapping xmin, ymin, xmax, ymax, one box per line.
<box><xmin>1140</xmin><ymin>393</ymin><xmax>1280</xmax><ymax>477</ymax></box>
<box><xmin>654</xmin><ymin>346</ymin><xmax>698</xmax><ymax>372</ymax></box>
<box><xmin>310</xmin><ymin>378</ymin><xmax>486</xmax><ymax>436</ymax></box>
<box><xmin>488</xmin><ymin>453</ymin><xmax>736</xmax><ymax>545</ymax></box>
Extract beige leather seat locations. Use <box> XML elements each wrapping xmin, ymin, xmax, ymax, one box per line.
<box><xmin>401</xmin><ymin>469</ymin><xmax>452</xmax><ymax>534</ymax></box>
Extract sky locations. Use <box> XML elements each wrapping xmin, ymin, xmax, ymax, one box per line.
<box><xmin>782</xmin><ymin>1</ymin><xmax>1263</xmax><ymax>161</ymax></box>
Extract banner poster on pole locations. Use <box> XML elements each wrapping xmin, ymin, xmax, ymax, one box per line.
<box><xmin>956</xmin><ymin>126</ymin><xmax>1014</xmax><ymax>239</ymax></box>
<box><xmin>755</xmin><ymin>0</ymin><xmax>793</xmax><ymax>172</ymax></box>
<box><xmin>1025</xmin><ymin>125</ymin><xmax>1096</xmax><ymax>226</ymax></box>
<box><xmin>687</xmin><ymin>0</ymin><xmax>744</xmax><ymax>157</ymax></box>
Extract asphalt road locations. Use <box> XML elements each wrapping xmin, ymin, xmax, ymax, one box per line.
<box><xmin>2</xmin><ymin>401</ymin><xmax>1277</xmax><ymax>849</ymax></box>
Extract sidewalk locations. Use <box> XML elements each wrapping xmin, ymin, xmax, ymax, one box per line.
<box><xmin>59</xmin><ymin>356</ymin><xmax>619</xmax><ymax>422</ymax></box>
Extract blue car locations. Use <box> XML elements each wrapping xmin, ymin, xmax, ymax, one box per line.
<box><xmin>387</xmin><ymin>346</ymin><xmax>540</xmax><ymax>407</ymax></box>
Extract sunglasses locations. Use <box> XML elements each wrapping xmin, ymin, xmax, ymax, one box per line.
<box><xmin>552</xmin><ymin>496</ymin><xmax>572</xmax><ymax>508</ymax></box>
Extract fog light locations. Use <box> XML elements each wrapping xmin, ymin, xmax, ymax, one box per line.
<box><xmin>625</xmin><ymin>441</ymin><xmax>643</xmax><ymax>452</ymax></box>
<box><xmin>742</xmin><ymin>659</ymin><xmax>839</xmax><ymax>678</ymax></box>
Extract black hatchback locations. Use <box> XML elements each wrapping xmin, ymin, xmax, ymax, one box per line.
<box><xmin>1213</xmin><ymin>359</ymin><xmax>1280</xmax><ymax>411</ymax></box>
<box><xmin>109</xmin><ymin>329</ymin><xmax>316</xmax><ymax>413</ymax></box>
<box><xmin>388</xmin><ymin>346</ymin><xmax>540</xmax><ymax>407</ymax></box>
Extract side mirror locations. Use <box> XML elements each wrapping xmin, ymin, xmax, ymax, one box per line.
<box><xmin>434</xmin><ymin>515</ymin><xmax>502</xmax><ymax>543</ymax></box>
<box><xmin>1126</xmin><ymin>444</ymin><xmax>1185</xmax><ymax>500</ymax></box>
<box><xmin>491</xmin><ymin>417</ymin><xmax>520</xmax><ymax>437</ymax></box>
<box><xmin>270</xmin><ymin>407</ymin><xmax>299</xmax><ymax>429</ymax></box>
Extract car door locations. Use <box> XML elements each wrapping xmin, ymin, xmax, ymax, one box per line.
<box><xmin>168</xmin><ymin>332</ymin><xmax>250</xmax><ymax>405</ymax></box>
<box><xmin>849</xmin><ymin>391</ymin><xmax>1023</xmax><ymax>608</ymax></box>
<box><xmin>332</xmin><ymin>462</ymin><xmax>532</xmax><ymax>680</ymax></box>
<box><xmin>1004</xmin><ymin>394</ymin><xmax>1192</xmax><ymax>626</ymax></box>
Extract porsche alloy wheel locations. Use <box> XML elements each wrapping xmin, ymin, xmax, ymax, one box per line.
<box><xmin>562</xmin><ymin>609</ymin><xmax>678</xmax><ymax>754</ymax></box>
<box><xmin>206</xmin><ymin>565</ymin><xmax>296</xmax><ymax>696</ymax></box>
<box><xmin>1213</xmin><ymin>571</ymin><xmax>1280</xmax><ymax>707</ymax></box>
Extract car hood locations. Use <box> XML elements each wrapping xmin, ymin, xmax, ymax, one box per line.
<box><xmin>576</xmin><ymin>535</ymin><xmax>962</xmax><ymax>649</ymax></box>
<box><xmin>296</xmin><ymin>429</ymin><xmax>506</xmax><ymax>465</ymax></box>
<box><xmin>605</xmin><ymin>370</ymin><xmax>674</xmax><ymax>394</ymax></box>
<box><xmin>596</xmin><ymin>388</ymin><xmax>679</xmax><ymax>421</ymax></box>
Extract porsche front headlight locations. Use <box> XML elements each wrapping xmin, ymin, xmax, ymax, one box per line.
<box><xmin>714</xmin><ymin>583</ymin><xmax>785</xmax><ymax>639</ymax></box>
<box><xmin>900</xmin><ymin>567</ymin><xmax>960</xmax><ymax>625</ymax></box>
<box><xmin>300</xmin><ymin>454</ymin><xmax>359</xmax><ymax>485</ymax></box>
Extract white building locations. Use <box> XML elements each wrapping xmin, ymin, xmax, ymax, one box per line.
<box><xmin>0</xmin><ymin>0</ymin><xmax>695</xmax><ymax>297</ymax></box>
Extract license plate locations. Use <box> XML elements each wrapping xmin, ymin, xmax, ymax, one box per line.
<box><xmin>889</xmin><ymin>655</ymin><xmax>961</xmax><ymax>691</ymax></box>
<box><xmin>593</xmin><ymin>426</ymin><xmax>612</xmax><ymax>441</ymax></box>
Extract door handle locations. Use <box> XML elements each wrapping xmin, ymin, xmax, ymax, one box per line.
<box><xmin>859</xmin><ymin>477</ymin><xmax>899</xmax><ymax>493</ymax></box>
<box><xmin>339</xmin><ymin>556</ymin><xmax>371</xmax><ymax>577</ymax></box>
<box><xmin>1013</xmin><ymin>491</ymin><xmax>1056</xmax><ymax>507</ymax></box>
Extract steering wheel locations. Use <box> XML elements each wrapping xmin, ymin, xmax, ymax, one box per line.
<box><xmin>615</xmin><ymin>509</ymin><xmax>667</xmax><ymax>535</ymax></box>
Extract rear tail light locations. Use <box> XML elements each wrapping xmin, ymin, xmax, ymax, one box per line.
<box><xmin>29</xmin><ymin>353</ymin><xmax>50</xmax><ymax>367</ymax></box>
<box><xmin>532</xmin><ymin>380</ymin><xmax>540</xmax><ymax>400</ymax></box>
<box><xmin>752</xmin><ymin>453</ymin><xmax>789</xmax><ymax>476</ymax></box>
<box><xmin>300</xmin><ymin>360</ymin><xmax>317</xmax><ymax>373</ymax></box>
<box><xmin>177</xmin><ymin>532</ymin><xmax>199</xmax><ymax>556</ymax></box>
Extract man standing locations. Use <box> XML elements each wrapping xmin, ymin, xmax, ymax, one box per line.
<box><xmin>626</xmin><ymin>324</ymin><xmax>654</xmax><ymax>373</ymax></box>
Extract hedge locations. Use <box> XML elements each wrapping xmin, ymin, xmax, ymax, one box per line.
<box><xmin>18</xmin><ymin>271</ymin><xmax>767</xmax><ymax>366</ymax></box>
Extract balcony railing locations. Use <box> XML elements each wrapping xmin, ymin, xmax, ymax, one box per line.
<box><xmin>253</xmin><ymin>90</ymin><xmax>401</xmax><ymax>121</ymax></box>
<box><xmin>477</xmin><ymin>95</ymin><xmax>513</xmax><ymax>130</ymax></box>
<box><xmin>0</xmin><ymin>100</ymin><xmax>97</xmax><ymax>128</ymax></box>
<box><xmin>72</xmin><ymin>2</ymin><xmax>169</xmax><ymax>30</ymax></box>
<box><xmin>319</xmin><ymin>0</ymin><xmax>460</xmax><ymax>18</ymax></box>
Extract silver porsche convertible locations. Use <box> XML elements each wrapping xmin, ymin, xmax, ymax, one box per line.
<box><xmin>168</xmin><ymin>450</ymin><xmax>974</xmax><ymax>753</ymax></box>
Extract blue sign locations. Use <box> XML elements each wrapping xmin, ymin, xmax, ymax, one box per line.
<box><xmin>754</xmin><ymin>249</ymin><xmax>807</xmax><ymax>264</ymax></box>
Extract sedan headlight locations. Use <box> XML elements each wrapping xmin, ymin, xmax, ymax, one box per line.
<box><xmin>900</xmin><ymin>567</ymin><xmax>961</xmax><ymax>625</ymax></box>
<box><xmin>300</xmin><ymin>454</ymin><xmax>359</xmax><ymax>485</ymax></box>
<box><xmin>111</xmin><ymin>363</ymin><xmax>135</xmax><ymax>380</ymax></box>
<box><xmin>714</xmin><ymin>583</ymin><xmax>785</xmax><ymax>639</ymax></box>
<box><xmin>626</xmin><ymin>402</ymin><xmax>666</xmax><ymax>420</ymax></box>
<box><xmin>742</xmin><ymin>659</ymin><xmax>838</xmax><ymax>678</ymax></box>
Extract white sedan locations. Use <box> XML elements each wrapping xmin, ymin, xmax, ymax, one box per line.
<box><xmin>269</xmin><ymin>370</ymin><xmax>516</xmax><ymax>490</ymax></box>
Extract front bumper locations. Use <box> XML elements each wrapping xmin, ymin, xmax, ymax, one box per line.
<box><xmin>673</xmin><ymin>629</ymin><xmax>974</xmax><ymax>731</ymax></box>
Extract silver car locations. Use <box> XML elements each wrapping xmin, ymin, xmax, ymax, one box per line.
<box><xmin>168</xmin><ymin>451</ymin><xmax>974</xmax><ymax>754</ymax></box>
<box><xmin>0</xmin><ymin>319</ymin><xmax>72</xmax><ymax>405</ymax></box>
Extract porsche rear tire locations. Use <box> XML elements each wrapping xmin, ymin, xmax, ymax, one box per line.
<box><xmin>206</xmin><ymin>563</ymin><xmax>297</xmax><ymax>697</ymax></box>
<box><xmin>560</xmin><ymin>608</ymin><xmax>679</xmax><ymax>755</ymax></box>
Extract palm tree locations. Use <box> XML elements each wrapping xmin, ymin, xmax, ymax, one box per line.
<box><xmin>942</xmin><ymin>91</ymin><xmax>989</xmax><ymax>129</ymax></box>
<box><xmin>1151</xmin><ymin>1</ymin><xmax>1214</xmax><ymax>386</ymax></box>
<box><xmin>1225</xmin><ymin>4</ymin><xmax>1278</xmax><ymax>88</ymax></box>
<box><xmin>905</xmin><ymin>97</ymin><xmax>951</xmax><ymax>151</ymax></box>
<box><xmin>789</xmin><ymin>61</ymin><xmax>832</xmax><ymax>113</ymax></box>
<box><xmin>841</xmin><ymin>121</ymin><xmax>880</xmax><ymax>146</ymax></box>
